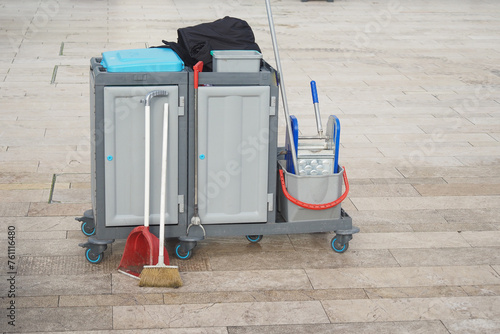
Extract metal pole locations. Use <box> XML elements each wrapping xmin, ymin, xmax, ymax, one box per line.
<box><xmin>265</xmin><ymin>0</ymin><xmax>299</xmax><ymax>173</ymax></box>
<box><xmin>310</xmin><ymin>81</ymin><xmax>324</xmax><ymax>137</ymax></box>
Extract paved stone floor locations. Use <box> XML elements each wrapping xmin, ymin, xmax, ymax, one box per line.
<box><xmin>1</xmin><ymin>0</ymin><xmax>500</xmax><ymax>332</ymax></box>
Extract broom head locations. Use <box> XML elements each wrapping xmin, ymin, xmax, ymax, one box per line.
<box><xmin>139</xmin><ymin>265</ymin><xmax>183</xmax><ymax>288</ymax></box>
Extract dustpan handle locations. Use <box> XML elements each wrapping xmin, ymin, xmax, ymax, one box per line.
<box><xmin>279</xmin><ymin>167</ymin><xmax>349</xmax><ymax>210</ymax></box>
<box><xmin>192</xmin><ymin>61</ymin><xmax>203</xmax><ymax>216</ymax></box>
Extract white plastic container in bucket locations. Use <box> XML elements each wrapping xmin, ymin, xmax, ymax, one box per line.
<box><xmin>211</xmin><ymin>50</ymin><xmax>262</xmax><ymax>72</ymax></box>
<box><xmin>278</xmin><ymin>164</ymin><xmax>346</xmax><ymax>222</ymax></box>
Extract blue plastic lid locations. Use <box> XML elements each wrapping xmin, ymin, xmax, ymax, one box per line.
<box><xmin>101</xmin><ymin>48</ymin><xmax>184</xmax><ymax>73</ymax></box>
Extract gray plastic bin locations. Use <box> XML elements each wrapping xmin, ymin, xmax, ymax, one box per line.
<box><xmin>211</xmin><ymin>50</ymin><xmax>262</xmax><ymax>72</ymax></box>
<box><xmin>279</xmin><ymin>165</ymin><xmax>344</xmax><ymax>222</ymax></box>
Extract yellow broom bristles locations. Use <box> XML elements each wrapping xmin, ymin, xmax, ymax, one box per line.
<box><xmin>139</xmin><ymin>266</ymin><xmax>183</xmax><ymax>288</ymax></box>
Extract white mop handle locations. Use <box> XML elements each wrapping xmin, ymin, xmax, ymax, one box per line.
<box><xmin>144</xmin><ymin>105</ymin><xmax>151</xmax><ymax>228</ymax></box>
<box><xmin>158</xmin><ymin>103</ymin><xmax>169</xmax><ymax>265</ymax></box>
<box><xmin>265</xmin><ymin>0</ymin><xmax>299</xmax><ymax>173</ymax></box>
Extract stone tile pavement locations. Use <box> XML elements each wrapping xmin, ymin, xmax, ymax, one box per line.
<box><xmin>1</xmin><ymin>0</ymin><xmax>500</xmax><ymax>332</ymax></box>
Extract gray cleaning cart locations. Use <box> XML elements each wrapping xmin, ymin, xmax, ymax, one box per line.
<box><xmin>78</xmin><ymin>49</ymin><xmax>358</xmax><ymax>264</ymax></box>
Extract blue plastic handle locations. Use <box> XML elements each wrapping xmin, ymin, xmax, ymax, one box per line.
<box><xmin>310</xmin><ymin>81</ymin><xmax>319</xmax><ymax>104</ymax></box>
<box><xmin>332</xmin><ymin>115</ymin><xmax>341</xmax><ymax>174</ymax></box>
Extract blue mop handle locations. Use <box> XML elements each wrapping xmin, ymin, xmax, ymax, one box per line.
<box><xmin>310</xmin><ymin>81</ymin><xmax>323</xmax><ymax>136</ymax></box>
<box><xmin>332</xmin><ymin>115</ymin><xmax>340</xmax><ymax>174</ymax></box>
<box><xmin>310</xmin><ymin>80</ymin><xmax>319</xmax><ymax>103</ymax></box>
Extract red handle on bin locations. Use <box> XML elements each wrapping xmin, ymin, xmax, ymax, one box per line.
<box><xmin>193</xmin><ymin>61</ymin><xmax>203</xmax><ymax>89</ymax></box>
<box><xmin>279</xmin><ymin>167</ymin><xmax>349</xmax><ymax>210</ymax></box>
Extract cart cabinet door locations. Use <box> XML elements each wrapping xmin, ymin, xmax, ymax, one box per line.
<box><xmin>103</xmin><ymin>86</ymin><xmax>180</xmax><ymax>226</ymax></box>
<box><xmin>198</xmin><ymin>86</ymin><xmax>270</xmax><ymax>224</ymax></box>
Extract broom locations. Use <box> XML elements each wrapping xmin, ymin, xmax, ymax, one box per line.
<box><xmin>139</xmin><ymin>103</ymin><xmax>183</xmax><ymax>288</ymax></box>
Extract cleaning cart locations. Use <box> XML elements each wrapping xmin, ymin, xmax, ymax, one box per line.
<box><xmin>78</xmin><ymin>3</ymin><xmax>358</xmax><ymax>264</ymax></box>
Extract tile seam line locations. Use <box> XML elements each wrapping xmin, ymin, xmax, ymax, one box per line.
<box><xmin>440</xmin><ymin>319</ymin><xmax>453</xmax><ymax>334</ymax></box>
<box><xmin>304</xmin><ymin>267</ymin><xmax>315</xmax><ymax>292</ymax></box>
<box><xmin>388</xmin><ymin>248</ymin><xmax>402</xmax><ymax>267</ymax></box>
<box><xmin>319</xmin><ymin>299</ymin><xmax>334</xmax><ymax>324</ymax></box>
<box><xmin>492</xmin><ymin>265</ymin><xmax>500</xmax><ymax>277</ymax></box>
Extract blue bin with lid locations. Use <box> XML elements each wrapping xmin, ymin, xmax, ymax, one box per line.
<box><xmin>101</xmin><ymin>48</ymin><xmax>184</xmax><ymax>73</ymax></box>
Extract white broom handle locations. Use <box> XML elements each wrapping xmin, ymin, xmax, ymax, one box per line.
<box><xmin>144</xmin><ymin>105</ymin><xmax>151</xmax><ymax>228</ymax></box>
<box><xmin>158</xmin><ymin>103</ymin><xmax>169</xmax><ymax>265</ymax></box>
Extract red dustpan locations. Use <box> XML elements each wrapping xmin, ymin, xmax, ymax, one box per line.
<box><xmin>117</xmin><ymin>90</ymin><xmax>171</xmax><ymax>279</ymax></box>
<box><xmin>117</xmin><ymin>226</ymin><xmax>169</xmax><ymax>278</ymax></box>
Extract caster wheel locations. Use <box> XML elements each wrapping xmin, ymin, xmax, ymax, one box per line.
<box><xmin>331</xmin><ymin>237</ymin><xmax>349</xmax><ymax>253</ymax></box>
<box><xmin>246</xmin><ymin>235</ymin><xmax>263</xmax><ymax>243</ymax></box>
<box><xmin>85</xmin><ymin>248</ymin><xmax>103</xmax><ymax>264</ymax></box>
<box><xmin>81</xmin><ymin>222</ymin><xmax>96</xmax><ymax>236</ymax></box>
<box><xmin>175</xmin><ymin>243</ymin><xmax>193</xmax><ymax>260</ymax></box>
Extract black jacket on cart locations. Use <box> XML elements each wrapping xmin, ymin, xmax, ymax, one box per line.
<box><xmin>157</xmin><ymin>16</ymin><xmax>261</xmax><ymax>71</ymax></box>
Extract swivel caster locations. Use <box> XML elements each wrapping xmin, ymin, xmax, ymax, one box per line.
<box><xmin>331</xmin><ymin>227</ymin><xmax>359</xmax><ymax>254</ymax></box>
<box><xmin>331</xmin><ymin>236</ymin><xmax>349</xmax><ymax>253</ymax></box>
<box><xmin>175</xmin><ymin>241</ymin><xmax>197</xmax><ymax>260</ymax></box>
<box><xmin>79</xmin><ymin>237</ymin><xmax>113</xmax><ymax>264</ymax></box>
<box><xmin>246</xmin><ymin>235</ymin><xmax>263</xmax><ymax>243</ymax></box>
<box><xmin>85</xmin><ymin>248</ymin><xmax>103</xmax><ymax>264</ymax></box>
<box><xmin>76</xmin><ymin>210</ymin><xmax>95</xmax><ymax>236</ymax></box>
<box><xmin>81</xmin><ymin>221</ymin><xmax>96</xmax><ymax>236</ymax></box>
